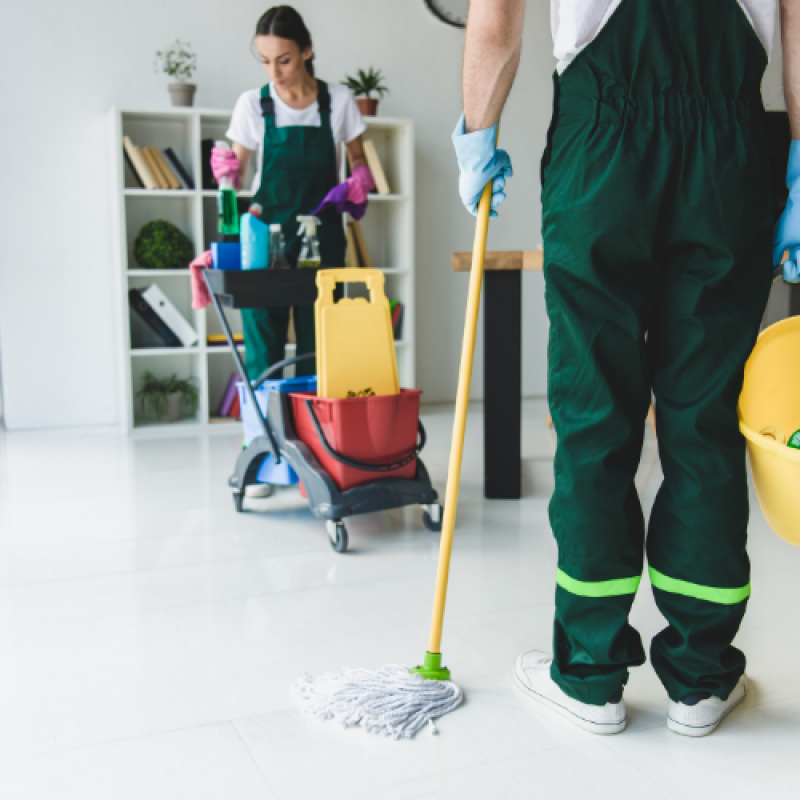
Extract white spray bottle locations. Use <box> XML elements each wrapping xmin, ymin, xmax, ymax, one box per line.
<box><xmin>297</xmin><ymin>215</ymin><xmax>322</xmax><ymax>268</ymax></box>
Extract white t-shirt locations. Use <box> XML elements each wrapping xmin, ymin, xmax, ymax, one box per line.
<box><xmin>552</xmin><ymin>0</ymin><xmax>777</xmax><ymax>74</ymax></box>
<box><xmin>226</xmin><ymin>81</ymin><xmax>367</xmax><ymax>192</ymax></box>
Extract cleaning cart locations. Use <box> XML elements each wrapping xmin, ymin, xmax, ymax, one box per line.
<box><xmin>203</xmin><ymin>267</ymin><xmax>443</xmax><ymax>553</ymax></box>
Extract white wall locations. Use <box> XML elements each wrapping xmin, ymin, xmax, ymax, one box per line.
<box><xmin>0</xmin><ymin>0</ymin><xmax>785</xmax><ymax>430</ymax></box>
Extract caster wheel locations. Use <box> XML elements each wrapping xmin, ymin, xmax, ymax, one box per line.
<box><xmin>422</xmin><ymin>504</ymin><xmax>443</xmax><ymax>532</ymax></box>
<box><xmin>326</xmin><ymin>520</ymin><xmax>349</xmax><ymax>553</ymax></box>
<box><xmin>233</xmin><ymin>491</ymin><xmax>245</xmax><ymax>513</ymax></box>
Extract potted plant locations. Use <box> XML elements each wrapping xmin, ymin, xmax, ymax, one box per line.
<box><xmin>342</xmin><ymin>67</ymin><xmax>389</xmax><ymax>117</ymax></box>
<box><xmin>133</xmin><ymin>220</ymin><xmax>194</xmax><ymax>270</ymax></box>
<box><xmin>137</xmin><ymin>371</ymin><xmax>199</xmax><ymax>423</ymax></box>
<box><xmin>155</xmin><ymin>40</ymin><xmax>197</xmax><ymax>107</ymax></box>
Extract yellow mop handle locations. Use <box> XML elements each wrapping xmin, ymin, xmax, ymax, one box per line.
<box><xmin>427</xmin><ymin>139</ymin><xmax>496</xmax><ymax>655</ymax></box>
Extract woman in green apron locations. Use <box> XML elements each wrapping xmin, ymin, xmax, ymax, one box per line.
<box><xmin>211</xmin><ymin>5</ymin><xmax>374</xmax><ymax>380</ymax></box>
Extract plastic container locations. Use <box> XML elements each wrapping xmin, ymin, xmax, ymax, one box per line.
<box><xmin>241</xmin><ymin>212</ymin><xmax>270</xmax><ymax>270</ymax></box>
<box><xmin>216</xmin><ymin>140</ymin><xmax>239</xmax><ymax>236</ymax></box>
<box><xmin>297</xmin><ymin>215</ymin><xmax>322</xmax><ymax>268</ymax></box>
<box><xmin>238</xmin><ymin>376</ymin><xmax>317</xmax><ymax>485</ymax></box>
<box><xmin>738</xmin><ymin>315</ymin><xmax>800</xmax><ymax>545</ymax></box>
<box><xmin>269</xmin><ymin>224</ymin><xmax>291</xmax><ymax>270</ymax></box>
<box><xmin>211</xmin><ymin>241</ymin><xmax>241</xmax><ymax>270</ymax></box>
<box><xmin>290</xmin><ymin>389</ymin><xmax>422</xmax><ymax>491</ymax></box>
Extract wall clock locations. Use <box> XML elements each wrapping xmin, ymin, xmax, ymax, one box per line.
<box><xmin>424</xmin><ymin>0</ymin><xmax>469</xmax><ymax>28</ymax></box>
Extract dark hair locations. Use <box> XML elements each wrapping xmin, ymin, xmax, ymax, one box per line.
<box><xmin>255</xmin><ymin>6</ymin><xmax>315</xmax><ymax>76</ymax></box>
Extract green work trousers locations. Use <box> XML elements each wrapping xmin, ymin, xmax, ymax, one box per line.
<box><xmin>542</xmin><ymin>0</ymin><xmax>774</xmax><ymax>704</ymax></box>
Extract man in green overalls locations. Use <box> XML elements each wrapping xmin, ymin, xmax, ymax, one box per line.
<box><xmin>454</xmin><ymin>0</ymin><xmax>799</xmax><ymax>736</ymax></box>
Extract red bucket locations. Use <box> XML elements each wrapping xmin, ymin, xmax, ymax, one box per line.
<box><xmin>290</xmin><ymin>389</ymin><xmax>423</xmax><ymax>491</ymax></box>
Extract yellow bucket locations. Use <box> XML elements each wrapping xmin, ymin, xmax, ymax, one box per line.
<box><xmin>738</xmin><ymin>316</ymin><xmax>800</xmax><ymax>546</ymax></box>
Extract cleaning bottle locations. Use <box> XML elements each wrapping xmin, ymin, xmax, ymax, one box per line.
<box><xmin>216</xmin><ymin>140</ymin><xmax>240</xmax><ymax>236</ymax></box>
<box><xmin>297</xmin><ymin>216</ymin><xmax>322</xmax><ymax>268</ymax></box>
<box><xmin>240</xmin><ymin>204</ymin><xmax>270</xmax><ymax>270</ymax></box>
<box><xmin>269</xmin><ymin>223</ymin><xmax>291</xmax><ymax>270</ymax></box>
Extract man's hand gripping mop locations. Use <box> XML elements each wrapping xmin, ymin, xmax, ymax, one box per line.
<box><xmin>293</xmin><ymin>144</ymin><xmax>498</xmax><ymax>739</ymax></box>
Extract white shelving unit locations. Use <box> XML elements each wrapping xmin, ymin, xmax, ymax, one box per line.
<box><xmin>108</xmin><ymin>106</ymin><xmax>415</xmax><ymax>435</ymax></box>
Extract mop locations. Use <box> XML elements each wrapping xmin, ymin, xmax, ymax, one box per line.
<box><xmin>294</xmin><ymin>150</ymin><xmax>496</xmax><ymax>739</ymax></box>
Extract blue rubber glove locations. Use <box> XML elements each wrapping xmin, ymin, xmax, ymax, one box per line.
<box><xmin>774</xmin><ymin>140</ymin><xmax>800</xmax><ymax>283</ymax></box>
<box><xmin>452</xmin><ymin>114</ymin><xmax>513</xmax><ymax>218</ymax></box>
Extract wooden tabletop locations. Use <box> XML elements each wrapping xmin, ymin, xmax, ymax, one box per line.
<box><xmin>452</xmin><ymin>250</ymin><xmax>544</xmax><ymax>272</ymax></box>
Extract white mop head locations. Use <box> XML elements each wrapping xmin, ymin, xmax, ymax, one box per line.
<box><xmin>294</xmin><ymin>664</ymin><xmax>463</xmax><ymax>739</ymax></box>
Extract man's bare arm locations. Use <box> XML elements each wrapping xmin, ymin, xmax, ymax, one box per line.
<box><xmin>462</xmin><ymin>0</ymin><xmax>527</xmax><ymax>132</ymax></box>
<box><xmin>782</xmin><ymin>0</ymin><xmax>800</xmax><ymax>138</ymax></box>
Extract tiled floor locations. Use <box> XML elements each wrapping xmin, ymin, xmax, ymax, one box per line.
<box><xmin>1</xmin><ymin>400</ymin><xmax>800</xmax><ymax>798</ymax></box>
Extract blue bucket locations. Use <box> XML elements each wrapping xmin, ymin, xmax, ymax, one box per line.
<box><xmin>237</xmin><ymin>376</ymin><xmax>317</xmax><ymax>485</ymax></box>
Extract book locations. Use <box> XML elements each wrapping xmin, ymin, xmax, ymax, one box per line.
<box><xmin>350</xmin><ymin>220</ymin><xmax>373</xmax><ymax>269</ymax></box>
<box><xmin>218</xmin><ymin>372</ymin><xmax>240</xmax><ymax>416</ymax></box>
<box><xmin>362</xmin><ymin>140</ymin><xmax>391</xmax><ymax>195</ymax></box>
<box><xmin>123</xmin><ymin>136</ymin><xmax>158</xmax><ymax>190</ymax></box>
<box><xmin>151</xmin><ymin>148</ymin><xmax>181</xmax><ymax>190</ymax></box>
<box><xmin>123</xmin><ymin>148</ymin><xmax>144</xmax><ymax>188</ymax></box>
<box><xmin>229</xmin><ymin>393</ymin><xmax>241</xmax><ymax>420</ymax></box>
<box><xmin>207</xmin><ymin>333</ymin><xmax>244</xmax><ymax>346</ymax></box>
<box><xmin>128</xmin><ymin>288</ymin><xmax>181</xmax><ymax>347</ymax></box>
<box><xmin>163</xmin><ymin>147</ymin><xmax>195</xmax><ymax>190</ymax></box>
<box><xmin>390</xmin><ymin>301</ymin><xmax>404</xmax><ymax>341</ymax></box>
<box><xmin>141</xmin><ymin>284</ymin><xmax>199</xmax><ymax>347</ymax></box>
<box><xmin>345</xmin><ymin>224</ymin><xmax>360</xmax><ymax>269</ymax></box>
<box><xmin>201</xmin><ymin>139</ymin><xmax>219</xmax><ymax>190</ymax></box>
<box><xmin>141</xmin><ymin>147</ymin><xmax>168</xmax><ymax>189</ymax></box>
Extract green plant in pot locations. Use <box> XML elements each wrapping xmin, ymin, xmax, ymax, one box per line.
<box><xmin>342</xmin><ymin>67</ymin><xmax>389</xmax><ymax>116</ymax></box>
<box><xmin>133</xmin><ymin>220</ymin><xmax>194</xmax><ymax>270</ymax></box>
<box><xmin>137</xmin><ymin>372</ymin><xmax>199</xmax><ymax>423</ymax></box>
<box><xmin>155</xmin><ymin>40</ymin><xmax>197</xmax><ymax>107</ymax></box>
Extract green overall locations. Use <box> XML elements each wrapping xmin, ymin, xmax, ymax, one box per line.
<box><xmin>241</xmin><ymin>80</ymin><xmax>346</xmax><ymax>380</ymax></box>
<box><xmin>541</xmin><ymin>0</ymin><xmax>773</xmax><ymax>705</ymax></box>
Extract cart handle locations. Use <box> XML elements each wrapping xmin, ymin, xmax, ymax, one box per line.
<box><xmin>254</xmin><ymin>353</ymin><xmax>316</xmax><ymax>390</ymax></box>
<box><xmin>304</xmin><ymin>399</ymin><xmax>426</xmax><ymax>473</ymax></box>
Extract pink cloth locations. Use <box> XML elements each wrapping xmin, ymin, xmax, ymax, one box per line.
<box><xmin>190</xmin><ymin>251</ymin><xmax>213</xmax><ymax>310</ymax></box>
<box><xmin>210</xmin><ymin>147</ymin><xmax>240</xmax><ymax>189</ymax></box>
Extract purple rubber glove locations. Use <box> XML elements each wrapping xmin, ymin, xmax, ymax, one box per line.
<box><xmin>313</xmin><ymin>165</ymin><xmax>376</xmax><ymax>221</ymax></box>
<box><xmin>210</xmin><ymin>147</ymin><xmax>240</xmax><ymax>189</ymax></box>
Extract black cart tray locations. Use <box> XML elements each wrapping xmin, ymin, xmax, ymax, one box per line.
<box><xmin>204</xmin><ymin>268</ymin><xmax>320</xmax><ymax>309</ymax></box>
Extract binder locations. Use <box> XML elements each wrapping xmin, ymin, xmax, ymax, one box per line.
<box><xmin>128</xmin><ymin>289</ymin><xmax>181</xmax><ymax>347</ymax></box>
<box><xmin>163</xmin><ymin>147</ymin><xmax>195</xmax><ymax>190</ymax></box>
<box><xmin>141</xmin><ymin>284</ymin><xmax>199</xmax><ymax>347</ymax></box>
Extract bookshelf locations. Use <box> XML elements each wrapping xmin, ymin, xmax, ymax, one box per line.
<box><xmin>108</xmin><ymin>107</ymin><xmax>415</xmax><ymax>434</ymax></box>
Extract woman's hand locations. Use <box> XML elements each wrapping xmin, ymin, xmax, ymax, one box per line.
<box><xmin>210</xmin><ymin>146</ymin><xmax>240</xmax><ymax>188</ymax></box>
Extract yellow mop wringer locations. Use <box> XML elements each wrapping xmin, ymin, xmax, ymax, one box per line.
<box><xmin>293</xmin><ymin>153</ymin><xmax>496</xmax><ymax>739</ymax></box>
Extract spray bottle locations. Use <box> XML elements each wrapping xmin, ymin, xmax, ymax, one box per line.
<box><xmin>241</xmin><ymin>204</ymin><xmax>270</xmax><ymax>270</ymax></box>
<box><xmin>269</xmin><ymin>223</ymin><xmax>291</xmax><ymax>270</ymax></box>
<box><xmin>297</xmin><ymin>215</ymin><xmax>322</xmax><ymax>268</ymax></box>
<box><xmin>216</xmin><ymin>139</ymin><xmax>240</xmax><ymax>236</ymax></box>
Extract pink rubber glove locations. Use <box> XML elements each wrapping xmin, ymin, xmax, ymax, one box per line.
<box><xmin>190</xmin><ymin>250</ymin><xmax>213</xmax><ymax>309</ymax></box>
<box><xmin>346</xmin><ymin>164</ymin><xmax>375</xmax><ymax>204</ymax></box>
<box><xmin>210</xmin><ymin>147</ymin><xmax>240</xmax><ymax>189</ymax></box>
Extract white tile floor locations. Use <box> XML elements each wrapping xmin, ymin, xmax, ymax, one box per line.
<box><xmin>1</xmin><ymin>400</ymin><xmax>800</xmax><ymax>799</ymax></box>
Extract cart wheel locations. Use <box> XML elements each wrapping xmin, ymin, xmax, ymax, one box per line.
<box><xmin>233</xmin><ymin>492</ymin><xmax>245</xmax><ymax>513</ymax></box>
<box><xmin>423</xmin><ymin>504</ymin><xmax>443</xmax><ymax>532</ymax></box>
<box><xmin>326</xmin><ymin>520</ymin><xmax>349</xmax><ymax>553</ymax></box>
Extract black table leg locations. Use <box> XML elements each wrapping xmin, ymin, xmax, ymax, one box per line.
<box><xmin>484</xmin><ymin>271</ymin><xmax>522</xmax><ymax>499</ymax></box>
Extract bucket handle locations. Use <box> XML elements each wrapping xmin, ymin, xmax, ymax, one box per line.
<box><xmin>304</xmin><ymin>399</ymin><xmax>426</xmax><ymax>473</ymax></box>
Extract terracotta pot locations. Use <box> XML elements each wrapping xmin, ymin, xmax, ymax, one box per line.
<box><xmin>356</xmin><ymin>98</ymin><xmax>379</xmax><ymax>117</ymax></box>
<box><xmin>165</xmin><ymin>392</ymin><xmax>184</xmax><ymax>422</ymax></box>
<box><xmin>168</xmin><ymin>82</ymin><xmax>196</xmax><ymax>107</ymax></box>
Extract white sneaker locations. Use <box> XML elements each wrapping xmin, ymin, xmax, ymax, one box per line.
<box><xmin>667</xmin><ymin>675</ymin><xmax>747</xmax><ymax>737</ymax></box>
<box><xmin>513</xmin><ymin>650</ymin><xmax>627</xmax><ymax>735</ymax></box>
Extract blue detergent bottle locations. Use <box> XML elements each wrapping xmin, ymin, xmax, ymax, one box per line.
<box><xmin>241</xmin><ymin>204</ymin><xmax>270</xmax><ymax>270</ymax></box>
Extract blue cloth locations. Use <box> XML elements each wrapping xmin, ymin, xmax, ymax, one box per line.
<box><xmin>452</xmin><ymin>115</ymin><xmax>513</xmax><ymax>218</ymax></box>
<box><xmin>774</xmin><ymin>140</ymin><xmax>800</xmax><ymax>283</ymax></box>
